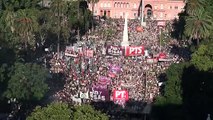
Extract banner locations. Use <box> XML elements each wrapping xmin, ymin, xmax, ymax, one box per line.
<box><xmin>98</xmin><ymin>76</ymin><xmax>111</xmax><ymax>85</ymax></box>
<box><xmin>110</xmin><ymin>65</ymin><xmax>121</xmax><ymax>73</ymax></box>
<box><xmin>158</xmin><ymin>53</ymin><xmax>167</xmax><ymax>59</ymax></box>
<box><xmin>108</xmin><ymin>72</ymin><xmax>116</xmax><ymax>78</ymax></box>
<box><xmin>106</xmin><ymin>46</ymin><xmax>123</xmax><ymax>56</ymax></box>
<box><xmin>157</xmin><ymin>20</ymin><xmax>166</xmax><ymax>26</ymax></box>
<box><xmin>80</xmin><ymin>91</ymin><xmax>89</xmax><ymax>99</ymax></box>
<box><xmin>65</xmin><ymin>46</ymin><xmax>77</xmax><ymax>57</ymax></box>
<box><xmin>158</xmin><ymin>58</ymin><xmax>173</xmax><ymax>62</ymax></box>
<box><xmin>147</xmin><ymin>58</ymin><xmax>158</xmax><ymax>64</ymax></box>
<box><xmin>124</xmin><ymin>46</ymin><xmax>144</xmax><ymax>56</ymax></box>
<box><xmin>65</xmin><ymin>46</ymin><xmax>82</xmax><ymax>57</ymax></box>
<box><xmin>90</xmin><ymin>86</ymin><xmax>109</xmax><ymax>101</ymax></box>
<box><xmin>113</xmin><ymin>90</ymin><xmax>129</xmax><ymax>101</ymax></box>
<box><xmin>121</xmin><ymin>83</ymin><xmax>135</xmax><ymax>88</ymax></box>
<box><xmin>84</xmin><ymin>50</ymin><xmax>94</xmax><ymax>57</ymax></box>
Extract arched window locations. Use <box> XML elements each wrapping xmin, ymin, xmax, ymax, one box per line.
<box><xmin>127</xmin><ymin>3</ymin><xmax>129</xmax><ymax>8</ymax></box>
<box><xmin>117</xmin><ymin>2</ymin><xmax>120</xmax><ymax>7</ymax></box>
<box><xmin>114</xmin><ymin>2</ymin><xmax>117</xmax><ymax>7</ymax></box>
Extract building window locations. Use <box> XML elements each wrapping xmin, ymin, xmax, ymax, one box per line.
<box><xmin>160</xmin><ymin>4</ymin><xmax>163</xmax><ymax>9</ymax></box>
<box><xmin>108</xmin><ymin>3</ymin><xmax>110</xmax><ymax>7</ymax></box>
<box><xmin>95</xmin><ymin>3</ymin><xmax>97</xmax><ymax>7</ymax></box>
<box><xmin>127</xmin><ymin>3</ymin><xmax>129</xmax><ymax>8</ymax></box>
<box><xmin>160</xmin><ymin>12</ymin><xmax>163</xmax><ymax>18</ymax></box>
<box><xmin>118</xmin><ymin>3</ymin><xmax>121</xmax><ymax>7</ymax></box>
<box><xmin>120</xmin><ymin>12</ymin><xmax>123</xmax><ymax>18</ymax></box>
<box><xmin>115</xmin><ymin>12</ymin><xmax>117</xmax><ymax>18</ymax></box>
<box><xmin>170</xmin><ymin>6</ymin><xmax>172</xmax><ymax>9</ymax></box>
<box><xmin>121</xmin><ymin>3</ymin><xmax>123</xmax><ymax>8</ymax></box>
<box><xmin>104</xmin><ymin>3</ymin><xmax>107</xmax><ymax>7</ymax></box>
<box><xmin>100</xmin><ymin>3</ymin><xmax>103</xmax><ymax>7</ymax></box>
<box><xmin>124</xmin><ymin>3</ymin><xmax>127</xmax><ymax>8</ymax></box>
<box><xmin>133</xmin><ymin>3</ymin><xmax>137</xmax><ymax>8</ymax></box>
<box><xmin>175</xmin><ymin>6</ymin><xmax>178</xmax><ymax>9</ymax></box>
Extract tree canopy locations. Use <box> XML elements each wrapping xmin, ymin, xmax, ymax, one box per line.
<box><xmin>191</xmin><ymin>41</ymin><xmax>213</xmax><ymax>71</ymax></box>
<box><xmin>27</xmin><ymin>102</ymin><xmax>72</xmax><ymax>120</ymax></box>
<box><xmin>27</xmin><ymin>103</ymin><xmax>109</xmax><ymax>120</ymax></box>
<box><xmin>73</xmin><ymin>104</ymin><xmax>109</xmax><ymax>120</ymax></box>
<box><xmin>4</xmin><ymin>62</ymin><xmax>48</xmax><ymax>102</ymax></box>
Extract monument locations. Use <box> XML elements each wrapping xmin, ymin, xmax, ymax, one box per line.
<box><xmin>121</xmin><ymin>13</ymin><xmax>130</xmax><ymax>47</ymax></box>
<box><xmin>141</xmin><ymin>0</ymin><xmax>146</xmax><ymax>26</ymax></box>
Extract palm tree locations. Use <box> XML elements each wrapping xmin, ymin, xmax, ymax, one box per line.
<box><xmin>186</xmin><ymin>0</ymin><xmax>206</xmax><ymax>15</ymax></box>
<box><xmin>50</xmin><ymin>0</ymin><xmax>67</xmax><ymax>58</ymax></box>
<box><xmin>14</xmin><ymin>9</ymin><xmax>39</xmax><ymax>49</ymax></box>
<box><xmin>184</xmin><ymin>9</ymin><xmax>213</xmax><ymax>45</ymax></box>
<box><xmin>87</xmin><ymin>0</ymin><xmax>99</xmax><ymax>32</ymax></box>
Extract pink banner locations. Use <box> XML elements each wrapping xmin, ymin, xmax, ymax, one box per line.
<box><xmin>110</xmin><ymin>65</ymin><xmax>121</xmax><ymax>73</ymax></box>
<box><xmin>84</xmin><ymin>50</ymin><xmax>94</xmax><ymax>57</ymax></box>
<box><xmin>65</xmin><ymin>46</ymin><xmax>82</xmax><ymax>57</ymax></box>
<box><xmin>113</xmin><ymin>90</ymin><xmax>129</xmax><ymax>101</ymax></box>
<box><xmin>108</xmin><ymin>72</ymin><xmax>116</xmax><ymax>78</ymax></box>
<box><xmin>90</xmin><ymin>84</ymin><xmax>109</xmax><ymax>101</ymax></box>
<box><xmin>106</xmin><ymin>46</ymin><xmax>123</xmax><ymax>56</ymax></box>
<box><xmin>98</xmin><ymin>76</ymin><xmax>111</xmax><ymax>85</ymax></box>
<box><xmin>124</xmin><ymin>46</ymin><xmax>144</xmax><ymax>56</ymax></box>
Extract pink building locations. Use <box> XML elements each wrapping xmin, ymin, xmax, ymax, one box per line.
<box><xmin>88</xmin><ymin>0</ymin><xmax>185</xmax><ymax>20</ymax></box>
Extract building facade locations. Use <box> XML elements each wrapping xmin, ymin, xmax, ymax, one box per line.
<box><xmin>88</xmin><ymin>0</ymin><xmax>185</xmax><ymax>20</ymax></box>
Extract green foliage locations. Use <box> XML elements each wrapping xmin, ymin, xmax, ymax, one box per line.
<box><xmin>0</xmin><ymin>0</ymin><xmax>41</xmax><ymax>11</ymax></box>
<box><xmin>184</xmin><ymin>9</ymin><xmax>213</xmax><ymax>42</ymax></box>
<box><xmin>27</xmin><ymin>102</ymin><xmax>72</xmax><ymax>120</ymax></box>
<box><xmin>191</xmin><ymin>42</ymin><xmax>213</xmax><ymax>71</ymax></box>
<box><xmin>14</xmin><ymin>8</ymin><xmax>40</xmax><ymax>48</ymax></box>
<box><xmin>4</xmin><ymin>62</ymin><xmax>48</xmax><ymax>101</ymax></box>
<box><xmin>185</xmin><ymin>0</ymin><xmax>206</xmax><ymax>15</ymax></box>
<box><xmin>164</xmin><ymin>63</ymin><xmax>187</xmax><ymax>104</ymax></box>
<box><xmin>27</xmin><ymin>103</ymin><xmax>109</xmax><ymax>120</ymax></box>
<box><xmin>152</xmin><ymin>63</ymin><xmax>188</xmax><ymax>120</ymax></box>
<box><xmin>73</xmin><ymin>104</ymin><xmax>109</xmax><ymax>120</ymax></box>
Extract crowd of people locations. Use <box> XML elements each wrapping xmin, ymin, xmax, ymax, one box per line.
<box><xmin>48</xmin><ymin>18</ymin><xmax>188</xmax><ymax>112</ymax></box>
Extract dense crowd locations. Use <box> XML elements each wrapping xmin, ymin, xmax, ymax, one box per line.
<box><xmin>48</xmin><ymin>18</ymin><xmax>188</xmax><ymax>111</ymax></box>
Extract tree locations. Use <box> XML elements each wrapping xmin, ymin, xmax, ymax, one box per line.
<box><xmin>191</xmin><ymin>42</ymin><xmax>213</xmax><ymax>71</ymax></box>
<box><xmin>1</xmin><ymin>0</ymin><xmax>41</xmax><ymax>11</ymax></box>
<box><xmin>27</xmin><ymin>103</ymin><xmax>109</xmax><ymax>120</ymax></box>
<box><xmin>185</xmin><ymin>0</ymin><xmax>206</xmax><ymax>15</ymax></box>
<box><xmin>14</xmin><ymin>8</ymin><xmax>39</xmax><ymax>49</ymax></box>
<box><xmin>73</xmin><ymin>104</ymin><xmax>109</xmax><ymax>120</ymax></box>
<box><xmin>152</xmin><ymin>63</ymin><xmax>187</xmax><ymax>120</ymax></box>
<box><xmin>4</xmin><ymin>62</ymin><xmax>48</xmax><ymax>102</ymax></box>
<box><xmin>27</xmin><ymin>102</ymin><xmax>72</xmax><ymax>120</ymax></box>
<box><xmin>87</xmin><ymin>0</ymin><xmax>99</xmax><ymax>32</ymax></box>
<box><xmin>184</xmin><ymin>9</ymin><xmax>213</xmax><ymax>45</ymax></box>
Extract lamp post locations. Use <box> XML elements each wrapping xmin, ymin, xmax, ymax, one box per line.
<box><xmin>159</xmin><ymin>26</ymin><xmax>163</xmax><ymax>52</ymax></box>
<box><xmin>144</xmin><ymin>66</ymin><xmax>148</xmax><ymax>101</ymax></box>
<box><xmin>57</xmin><ymin>1</ymin><xmax>61</xmax><ymax>60</ymax></box>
